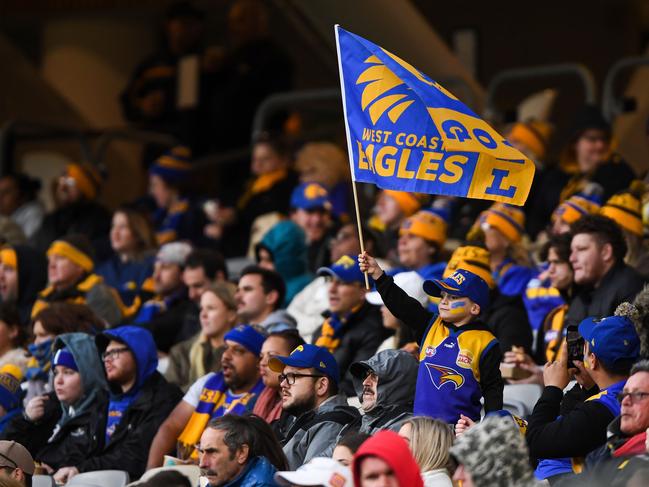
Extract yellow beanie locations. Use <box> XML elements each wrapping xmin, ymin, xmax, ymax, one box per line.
<box><xmin>508</xmin><ymin>120</ymin><xmax>552</xmax><ymax>160</ymax></box>
<box><xmin>399</xmin><ymin>210</ymin><xmax>447</xmax><ymax>246</ymax></box>
<box><xmin>47</xmin><ymin>240</ymin><xmax>94</xmax><ymax>272</ymax></box>
<box><xmin>383</xmin><ymin>190</ymin><xmax>424</xmax><ymax>217</ymax></box>
<box><xmin>552</xmin><ymin>194</ymin><xmax>601</xmax><ymax>225</ymax></box>
<box><xmin>600</xmin><ymin>182</ymin><xmax>645</xmax><ymax>236</ymax></box>
<box><xmin>482</xmin><ymin>203</ymin><xmax>526</xmax><ymax>243</ymax></box>
<box><xmin>443</xmin><ymin>245</ymin><xmax>495</xmax><ymax>289</ymax></box>
<box><xmin>0</xmin><ymin>248</ymin><xmax>17</xmax><ymax>269</ymax></box>
<box><xmin>66</xmin><ymin>163</ymin><xmax>102</xmax><ymax>200</ymax></box>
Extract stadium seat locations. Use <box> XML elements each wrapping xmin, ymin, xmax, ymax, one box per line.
<box><xmin>503</xmin><ymin>384</ymin><xmax>543</xmax><ymax>417</ymax></box>
<box><xmin>66</xmin><ymin>470</ymin><xmax>129</xmax><ymax>487</ymax></box>
<box><xmin>33</xmin><ymin>475</ymin><xmax>56</xmax><ymax>487</ymax></box>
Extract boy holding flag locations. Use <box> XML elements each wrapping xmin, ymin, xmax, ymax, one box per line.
<box><xmin>359</xmin><ymin>251</ymin><xmax>503</xmax><ymax>423</ymax></box>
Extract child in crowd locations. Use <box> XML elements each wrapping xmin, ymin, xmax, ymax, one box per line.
<box><xmin>359</xmin><ymin>252</ymin><xmax>503</xmax><ymax>423</ymax></box>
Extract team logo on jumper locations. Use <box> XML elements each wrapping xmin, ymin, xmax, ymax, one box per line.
<box><xmin>456</xmin><ymin>349</ymin><xmax>474</xmax><ymax>369</ymax></box>
<box><xmin>425</xmin><ymin>363</ymin><xmax>465</xmax><ymax>390</ymax></box>
<box><xmin>425</xmin><ymin>346</ymin><xmax>436</xmax><ymax>357</ymax></box>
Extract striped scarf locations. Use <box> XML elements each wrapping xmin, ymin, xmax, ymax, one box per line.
<box><xmin>177</xmin><ymin>372</ymin><xmax>263</xmax><ymax>460</ymax></box>
<box><xmin>315</xmin><ymin>306</ymin><xmax>361</xmax><ymax>353</ymax></box>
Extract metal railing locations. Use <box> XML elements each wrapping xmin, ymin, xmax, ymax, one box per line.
<box><xmin>484</xmin><ymin>63</ymin><xmax>597</xmax><ymax>122</ymax></box>
<box><xmin>602</xmin><ymin>56</ymin><xmax>649</xmax><ymax>122</ymax></box>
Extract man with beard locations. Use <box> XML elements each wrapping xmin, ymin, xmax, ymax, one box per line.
<box><xmin>269</xmin><ymin>344</ymin><xmax>359</xmax><ymax>469</ymax></box>
<box><xmin>146</xmin><ymin>324</ymin><xmax>265</xmax><ymax>467</ymax></box>
<box><xmin>347</xmin><ymin>349</ymin><xmax>418</xmax><ymax>434</ymax></box>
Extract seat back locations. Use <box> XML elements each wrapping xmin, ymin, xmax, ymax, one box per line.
<box><xmin>33</xmin><ymin>475</ymin><xmax>56</xmax><ymax>487</ymax></box>
<box><xmin>66</xmin><ymin>470</ymin><xmax>129</xmax><ymax>487</ymax></box>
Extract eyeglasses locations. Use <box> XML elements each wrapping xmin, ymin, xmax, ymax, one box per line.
<box><xmin>617</xmin><ymin>391</ymin><xmax>649</xmax><ymax>404</ymax></box>
<box><xmin>278</xmin><ymin>372</ymin><xmax>324</xmax><ymax>385</ymax></box>
<box><xmin>102</xmin><ymin>347</ymin><xmax>131</xmax><ymax>362</ymax></box>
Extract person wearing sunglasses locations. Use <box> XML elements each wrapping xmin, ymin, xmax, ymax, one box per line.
<box><xmin>268</xmin><ymin>343</ymin><xmax>359</xmax><ymax>469</ymax></box>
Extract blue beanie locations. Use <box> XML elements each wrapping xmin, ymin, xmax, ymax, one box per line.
<box><xmin>53</xmin><ymin>348</ymin><xmax>78</xmax><ymax>371</ymax></box>
<box><xmin>224</xmin><ymin>325</ymin><xmax>266</xmax><ymax>356</ymax></box>
<box><xmin>149</xmin><ymin>146</ymin><xmax>192</xmax><ymax>185</ymax></box>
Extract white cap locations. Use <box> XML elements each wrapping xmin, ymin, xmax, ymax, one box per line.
<box><xmin>275</xmin><ymin>457</ymin><xmax>352</xmax><ymax>487</ymax></box>
<box><xmin>366</xmin><ymin>271</ymin><xmax>428</xmax><ymax>307</ymax></box>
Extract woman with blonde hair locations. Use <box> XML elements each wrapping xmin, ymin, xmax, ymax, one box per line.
<box><xmin>399</xmin><ymin>416</ymin><xmax>454</xmax><ymax>487</ymax></box>
<box><xmin>165</xmin><ymin>282</ymin><xmax>237</xmax><ymax>391</ymax></box>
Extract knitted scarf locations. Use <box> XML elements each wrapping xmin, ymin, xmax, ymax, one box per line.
<box><xmin>177</xmin><ymin>372</ymin><xmax>263</xmax><ymax>460</ymax></box>
<box><xmin>315</xmin><ymin>306</ymin><xmax>361</xmax><ymax>353</ymax></box>
<box><xmin>237</xmin><ymin>168</ymin><xmax>287</xmax><ymax>210</ymax></box>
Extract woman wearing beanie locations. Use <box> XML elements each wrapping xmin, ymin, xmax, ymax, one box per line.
<box><xmin>3</xmin><ymin>333</ymin><xmax>107</xmax><ymax>473</ymax></box>
<box><xmin>600</xmin><ymin>181</ymin><xmax>649</xmax><ymax>277</ymax></box>
<box><xmin>32</xmin><ymin>234</ymin><xmax>123</xmax><ymax>326</ymax></box>
<box><xmin>33</xmin><ymin>163</ymin><xmax>111</xmax><ymax>257</ymax></box>
<box><xmin>471</xmin><ymin>203</ymin><xmax>533</xmax><ymax>298</ymax></box>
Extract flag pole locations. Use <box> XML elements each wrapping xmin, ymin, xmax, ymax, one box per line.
<box><xmin>351</xmin><ymin>180</ymin><xmax>370</xmax><ymax>289</ymax></box>
<box><xmin>335</xmin><ymin>24</ymin><xmax>370</xmax><ymax>289</ymax></box>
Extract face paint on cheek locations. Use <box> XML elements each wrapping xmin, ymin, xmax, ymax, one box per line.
<box><xmin>449</xmin><ymin>300</ymin><xmax>468</xmax><ymax>314</ymax></box>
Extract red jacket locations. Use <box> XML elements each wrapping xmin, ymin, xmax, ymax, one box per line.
<box><xmin>352</xmin><ymin>430</ymin><xmax>423</xmax><ymax>487</ymax></box>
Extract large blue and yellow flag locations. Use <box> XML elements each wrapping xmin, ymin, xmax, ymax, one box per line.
<box><xmin>335</xmin><ymin>26</ymin><xmax>535</xmax><ymax>206</ymax></box>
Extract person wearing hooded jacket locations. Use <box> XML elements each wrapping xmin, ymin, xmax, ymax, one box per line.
<box><xmin>256</xmin><ymin>220</ymin><xmax>313</xmax><ymax>307</ymax></box>
<box><xmin>450</xmin><ymin>416</ymin><xmax>542</xmax><ymax>487</ymax></box>
<box><xmin>1</xmin><ymin>333</ymin><xmax>108</xmax><ymax>473</ymax></box>
<box><xmin>0</xmin><ymin>245</ymin><xmax>47</xmax><ymax>326</ymax></box>
<box><xmin>348</xmin><ymin>349</ymin><xmax>418</xmax><ymax>434</ymax></box>
<box><xmin>53</xmin><ymin>326</ymin><xmax>183</xmax><ymax>483</ymax></box>
<box><xmin>352</xmin><ymin>429</ymin><xmax>424</xmax><ymax>487</ymax></box>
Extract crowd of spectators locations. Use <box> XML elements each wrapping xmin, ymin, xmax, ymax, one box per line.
<box><xmin>1</xmin><ymin>1</ymin><xmax>649</xmax><ymax>487</ymax></box>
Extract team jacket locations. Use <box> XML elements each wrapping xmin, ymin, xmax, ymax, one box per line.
<box><xmin>375</xmin><ymin>273</ymin><xmax>503</xmax><ymax>423</ymax></box>
<box><xmin>528</xmin><ymin>380</ymin><xmax>626</xmax><ymax>481</ymax></box>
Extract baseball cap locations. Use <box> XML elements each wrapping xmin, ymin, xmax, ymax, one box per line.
<box><xmin>317</xmin><ymin>255</ymin><xmax>368</xmax><ymax>285</ymax></box>
<box><xmin>578</xmin><ymin>315</ymin><xmax>640</xmax><ymax>366</ymax></box>
<box><xmin>224</xmin><ymin>325</ymin><xmax>267</xmax><ymax>357</ymax></box>
<box><xmin>269</xmin><ymin>344</ymin><xmax>340</xmax><ymax>384</ymax></box>
<box><xmin>0</xmin><ymin>441</ymin><xmax>35</xmax><ymax>475</ymax></box>
<box><xmin>366</xmin><ymin>271</ymin><xmax>427</xmax><ymax>307</ymax></box>
<box><xmin>290</xmin><ymin>183</ymin><xmax>332</xmax><ymax>211</ymax></box>
<box><xmin>423</xmin><ymin>269</ymin><xmax>490</xmax><ymax>311</ymax></box>
<box><xmin>275</xmin><ymin>457</ymin><xmax>352</xmax><ymax>487</ymax></box>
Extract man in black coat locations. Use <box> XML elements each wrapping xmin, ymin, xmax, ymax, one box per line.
<box><xmin>565</xmin><ymin>215</ymin><xmax>646</xmax><ymax>328</ymax></box>
<box><xmin>312</xmin><ymin>255</ymin><xmax>389</xmax><ymax>396</ymax></box>
<box><xmin>53</xmin><ymin>326</ymin><xmax>182</xmax><ymax>484</ymax></box>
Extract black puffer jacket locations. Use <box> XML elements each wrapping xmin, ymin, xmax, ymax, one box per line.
<box><xmin>2</xmin><ymin>391</ymin><xmax>107</xmax><ymax>470</ymax></box>
<box><xmin>312</xmin><ymin>302</ymin><xmax>390</xmax><ymax>396</ymax></box>
<box><xmin>78</xmin><ymin>372</ymin><xmax>182</xmax><ymax>479</ymax></box>
<box><xmin>566</xmin><ymin>264</ymin><xmax>646</xmax><ymax>328</ymax></box>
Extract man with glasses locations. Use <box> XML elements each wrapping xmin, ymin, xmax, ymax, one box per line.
<box><xmin>269</xmin><ymin>343</ymin><xmax>359</xmax><ymax>469</ymax></box>
<box><xmin>53</xmin><ymin>326</ymin><xmax>183</xmax><ymax>483</ymax></box>
<box><xmin>0</xmin><ymin>441</ymin><xmax>34</xmax><ymax>486</ymax></box>
<box><xmin>562</xmin><ymin>360</ymin><xmax>649</xmax><ymax>486</ymax></box>
<box><xmin>312</xmin><ymin>255</ymin><xmax>387</xmax><ymax>396</ymax></box>
<box><xmin>525</xmin><ymin>314</ymin><xmax>640</xmax><ymax>484</ymax></box>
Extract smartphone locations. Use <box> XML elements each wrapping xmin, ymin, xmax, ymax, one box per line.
<box><xmin>566</xmin><ymin>325</ymin><xmax>585</xmax><ymax>369</ymax></box>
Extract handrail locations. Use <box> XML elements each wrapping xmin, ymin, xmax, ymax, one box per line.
<box><xmin>602</xmin><ymin>56</ymin><xmax>649</xmax><ymax>122</ymax></box>
<box><xmin>485</xmin><ymin>63</ymin><xmax>597</xmax><ymax>121</ymax></box>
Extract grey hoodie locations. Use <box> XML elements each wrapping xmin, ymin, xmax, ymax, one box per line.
<box><xmin>450</xmin><ymin>416</ymin><xmax>542</xmax><ymax>487</ymax></box>
<box><xmin>282</xmin><ymin>394</ymin><xmax>359</xmax><ymax>469</ymax></box>
<box><xmin>53</xmin><ymin>333</ymin><xmax>108</xmax><ymax>428</ymax></box>
<box><xmin>351</xmin><ymin>349</ymin><xmax>418</xmax><ymax>434</ymax></box>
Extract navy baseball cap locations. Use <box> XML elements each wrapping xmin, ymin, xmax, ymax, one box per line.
<box><xmin>268</xmin><ymin>344</ymin><xmax>340</xmax><ymax>384</ymax></box>
<box><xmin>224</xmin><ymin>325</ymin><xmax>266</xmax><ymax>356</ymax></box>
<box><xmin>578</xmin><ymin>315</ymin><xmax>640</xmax><ymax>366</ymax></box>
<box><xmin>290</xmin><ymin>183</ymin><xmax>331</xmax><ymax>211</ymax></box>
<box><xmin>423</xmin><ymin>269</ymin><xmax>490</xmax><ymax>311</ymax></box>
<box><xmin>317</xmin><ymin>254</ymin><xmax>369</xmax><ymax>285</ymax></box>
